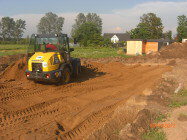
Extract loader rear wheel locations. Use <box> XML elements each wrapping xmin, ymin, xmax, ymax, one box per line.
<box><xmin>62</xmin><ymin>67</ymin><xmax>71</xmax><ymax>84</ymax></box>
<box><xmin>73</xmin><ymin>65</ymin><xmax>79</xmax><ymax>78</ymax></box>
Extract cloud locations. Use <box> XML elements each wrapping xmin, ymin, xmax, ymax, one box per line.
<box><xmin>107</xmin><ymin>1</ymin><xmax>187</xmax><ymax>34</ymax></box>
<box><xmin>12</xmin><ymin>14</ymin><xmax>43</xmax><ymax>36</ymax></box>
<box><xmin>1</xmin><ymin>1</ymin><xmax>187</xmax><ymax>37</ymax></box>
<box><xmin>11</xmin><ymin>13</ymin><xmax>77</xmax><ymax>37</ymax></box>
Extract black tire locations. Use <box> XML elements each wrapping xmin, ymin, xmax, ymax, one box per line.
<box><xmin>72</xmin><ymin>58</ymin><xmax>81</xmax><ymax>78</ymax></box>
<box><xmin>78</xmin><ymin>65</ymin><xmax>81</xmax><ymax>73</ymax></box>
<box><xmin>61</xmin><ymin>67</ymin><xmax>71</xmax><ymax>84</ymax></box>
<box><xmin>73</xmin><ymin>64</ymin><xmax>79</xmax><ymax>78</ymax></box>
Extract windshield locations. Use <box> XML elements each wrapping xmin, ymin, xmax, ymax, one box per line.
<box><xmin>36</xmin><ymin>37</ymin><xmax>58</xmax><ymax>45</ymax></box>
<box><xmin>28</xmin><ymin>35</ymin><xmax>68</xmax><ymax>53</ymax></box>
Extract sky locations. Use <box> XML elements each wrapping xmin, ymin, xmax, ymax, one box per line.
<box><xmin>0</xmin><ymin>0</ymin><xmax>187</xmax><ymax>37</ymax></box>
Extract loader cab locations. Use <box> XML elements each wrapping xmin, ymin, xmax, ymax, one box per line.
<box><xmin>27</xmin><ymin>33</ymin><xmax>73</xmax><ymax>62</ymax></box>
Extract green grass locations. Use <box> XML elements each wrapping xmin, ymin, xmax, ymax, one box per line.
<box><xmin>142</xmin><ymin>113</ymin><xmax>167</xmax><ymax>140</ymax></box>
<box><xmin>0</xmin><ymin>45</ymin><xmax>132</xmax><ymax>58</ymax></box>
<box><xmin>0</xmin><ymin>44</ymin><xmax>28</xmax><ymax>50</ymax></box>
<box><xmin>169</xmin><ymin>89</ymin><xmax>187</xmax><ymax>108</ymax></box>
<box><xmin>169</xmin><ymin>101</ymin><xmax>184</xmax><ymax>108</ymax></box>
<box><xmin>142</xmin><ymin>128</ymin><xmax>166</xmax><ymax>140</ymax></box>
<box><xmin>154</xmin><ymin>113</ymin><xmax>167</xmax><ymax>123</ymax></box>
<box><xmin>0</xmin><ymin>44</ymin><xmax>28</xmax><ymax>56</ymax></box>
<box><xmin>71</xmin><ymin>47</ymin><xmax>131</xmax><ymax>58</ymax></box>
<box><xmin>169</xmin><ymin>100</ymin><xmax>187</xmax><ymax>108</ymax></box>
<box><xmin>113</xmin><ymin>129</ymin><xmax>120</xmax><ymax>135</ymax></box>
<box><xmin>0</xmin><ymin>50</ymin><xmax>27</xmax><ymax>56</ymax></box>
<box><xmin>179</xmin><ymin>89</ymin><xmax>187</xmax><ymax>97</ymax></box>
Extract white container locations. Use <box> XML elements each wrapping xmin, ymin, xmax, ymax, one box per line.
<box><xmin>182</xmin><ymin>39</ymin><xmax>187</xmax><ymax>43</ymax></box>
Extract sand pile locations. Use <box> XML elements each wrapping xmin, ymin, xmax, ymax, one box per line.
<box><xmin>0</xmin><ymin>57</ymin><xmax>27</xmax><ymax>81</ymax></box>
<box><xmin>0</xmin><ymin>54</ymin><xmax>25</xmax><ymax>72</ymax></box>
<box><xmin>154</xmin><ymin>42</ymin><xmax>187</xmax><ymax>59</ymax></box>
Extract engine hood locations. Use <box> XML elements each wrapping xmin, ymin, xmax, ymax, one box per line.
<box><xmin>29</xmin><ymin>52</ymin><xmax>56</xmax><ymax>63</ymax></box>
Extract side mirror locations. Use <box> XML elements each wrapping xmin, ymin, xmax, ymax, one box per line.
<box><xmin>69</xmin><ymin>48</ymin><xmax>74</xmax><ymax>52</ymax></box>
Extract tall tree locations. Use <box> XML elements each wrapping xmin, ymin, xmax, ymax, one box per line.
<box><xmin>14</xmin><ymin>19</ymin><xmax>26</xmax><ymax>43</ymax></box>
<box><xmin>74</xmin><ymin>22</ymin><xmax>102</xmax><ymax>46</ymax></box>
<box><xmin>130</xmin><ymin>13</ymin><xmax>164</xmax><ymax>39</ymax></box>
<box><xmin>71</xmin><ymin>13</ymin><xmax>102</xmax><ymax>38</ymax></box>
<box><xmin>163</xmin><ymin>30</ymin><xmax>172</xmax><ymax>40</ymax></box>
<box><xmin>71</xmin><ymin>13</ymin><xmax>86</xmax><ymax>37</ymax></box>
<box><xmin>129</xmin><ymin>23</ymin><xmax>151</xmax><ymax>39</ymax></box>
<box><xmin>0</xmin><ymin>17</ymin><xmax>15</xmax><ymax>40</ymax></box>
<box><xmin>0</xmin><ymin>22</ymin><xmax>2</xmax><ymax>39</ymax></box>
<box><xmin>177</xmin><ymin>15</ymin><xmax>187</xmax><ymax>42</ymax></box>
<box><xmin>37</xmin><ymin>12</ymin><xmax>65</xmax><ymax>34</ymax></box>
<box><xmin>86</xmin><ymin>13</ymin><xmax>102</xmax><ymax>32</ymax></box>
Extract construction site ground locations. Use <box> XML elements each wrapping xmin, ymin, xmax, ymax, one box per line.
<box><xmin>0</xmin><ymin>42</ymin><xmax>187</xmax><ymax>140</ymax></box>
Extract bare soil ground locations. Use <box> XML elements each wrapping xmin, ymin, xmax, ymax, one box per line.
<box><xmin>0</xmin><ymin>57</ymin><xmax>171</xmax><ymax>139</ymax></box>
<box><xmin>163</xmin><ymin>106</ymin><xmax>187</xmax><ymax>140</ymax></box>
<box><xmin>0</xmin><ymin>42</ymin><xmax>187</xmax><ymax>140</ymax></box>
<box><xmin>0</xmin><ymin>54</ymin><xmax>24</xmax><ymax>72</ymax></box>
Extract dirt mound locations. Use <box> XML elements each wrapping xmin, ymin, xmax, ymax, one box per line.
<box><xmin>119</xmin><ymin>109</ymin><xmax>153</xmax><ymax>140</ymax></box>
<box><xmin>0</xmin><ymin>54</ymin><xmax>24</xmax><ymax>73</ymax></box>
<box><xmin>158</xmin><ymin>42</ymin><xmax>187</xmax><ymax>59</ymax></box>
<box><xmin>0</xmin><ymin>57</ymin><xmax>27</xmax><ymax>81</ymax></box>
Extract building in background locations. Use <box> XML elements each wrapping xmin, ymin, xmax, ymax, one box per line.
<box><xmin>182</xmin><ymin>39</ymin><xmax>187</xmax><ymax>43</ymax></box>
<box><xmin>127</xmin><ymin>39</ymin><xmax>173</xmax><ymax>55</ymax></box>
<box><xmin>126</xmin><ymin>39</ymin><xmax>145</xmax><ymax>55</ymax></box>
<box><xmin>103</xmin><ymin>33</ymin><xmax>130</xmax><ymax>43</ymax></box>
<box><xmin>144</xmin><ymin>39</ymin><xmax>172</xmax><ymax>54</ymax></box>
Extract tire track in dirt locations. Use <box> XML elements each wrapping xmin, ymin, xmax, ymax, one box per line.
<box><xmin>53</xmin><ymin>65</ymin><xmax>171</xmax><ymax>139</ymax></box>
<box><xmin>1</xmin><ymin>89</ymin><xmax>46</xmax><ymax>102</ymax></box>
<box><xmin>0</xmin><ymin>63</ymin><xmax>141</xmax><ymax>105</ymax></box>
<box><xmin>0</xmin><ymin>59</ymin><xmax>172</xmax><ymax>139</ymax></box>
<box><xmin>59</xmin><ymin>104</ymin><xmax>116</xmax><ymax>140</ymax></box>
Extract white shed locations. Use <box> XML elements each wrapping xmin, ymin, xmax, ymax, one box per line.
<box><xmin>182</xmin><ymin>39</ymin><xmax>187</xmax><ymax>43</ymax></box>
<box><xmin>126</xmin><ymin>40</ymin><xmax>145</xmax><ymax>55</ymax></box>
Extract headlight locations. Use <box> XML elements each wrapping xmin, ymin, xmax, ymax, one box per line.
<box><xmin>42</xmin><ymin>62</ymin><xmax>48</xmax><ymax>68</ymax></box>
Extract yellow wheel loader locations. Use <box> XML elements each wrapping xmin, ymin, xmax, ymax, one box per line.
<box><xmin>25</xmin><ymin>34</ymin><xmax>81</xmax><ymax>84</ymax></box>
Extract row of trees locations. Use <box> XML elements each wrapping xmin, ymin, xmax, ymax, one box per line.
<box><xmin>0</xmin><ymin>12</ymin><xmax>187</xmax><ymax>45</ymax></box>
<box><xmin>0</xmin><ymin>17</ymin><xmax>26</xmax><ymax>43</ymax></box>
<box><xmin>37</xmin><ymin>12</ymin><xmax>105</xmax><ymax>46</ymax></box>
<box><xmin>129</xmin><ymin>13</ymin><xmax>187</xmax><ymax>42</ymax></box>
<box><xmin>129</xmin><ymin>13</ymin><xmax>164</xmax><ymax>39</ymax></box>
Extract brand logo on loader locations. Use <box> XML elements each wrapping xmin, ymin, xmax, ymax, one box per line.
<box><xmin>36</xmin><ymin>56</ymin><xmax>43</xmax><ymax>59</ymax></box>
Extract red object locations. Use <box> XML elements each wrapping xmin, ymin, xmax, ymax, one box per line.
<box><xmin>46</xmin><ymin>44</ymin><xmax>58</xmax><ymax>50</ymax></box>
<box><xmin>26</xmin><ymin>72</ymin><xmax>30</xmax><ymax>77</ymax></box>
<box><xmin>46</xmin><ymin>73</ymin><xmax>51</xmax><ymax>79</ymax></box>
